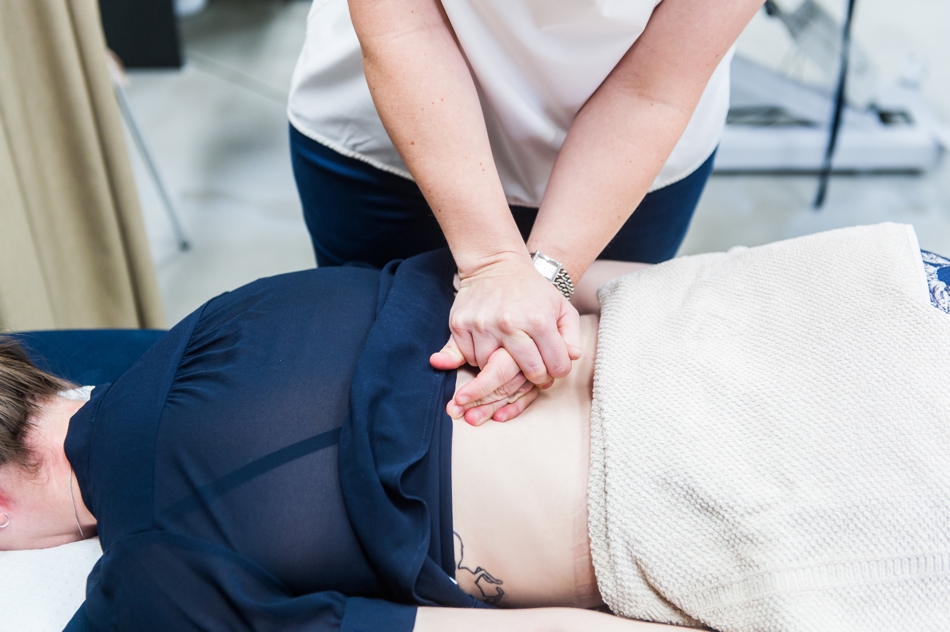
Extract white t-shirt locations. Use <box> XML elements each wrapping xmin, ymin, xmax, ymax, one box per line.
<box><xmin>288</xmin><ymin>0</ymin><xmax>734</xmax><ymax>207</ymax></box>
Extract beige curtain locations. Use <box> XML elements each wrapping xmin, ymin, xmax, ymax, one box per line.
<box><xmin>0</xmin><ymin>0</ymin><xmax>164</xmax><ymax>330</ymax></box>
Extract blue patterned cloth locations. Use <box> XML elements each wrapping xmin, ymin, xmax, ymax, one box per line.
<box><xmin>922</xmin><ymin>250</ymin><xmax>950</xmax><ymax>314</ymax></box>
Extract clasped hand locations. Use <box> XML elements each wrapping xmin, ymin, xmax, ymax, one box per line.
<box><xmin>429</xmin><ymin>254</ymin><xmax>582</xmax><ymax>425</ymax></box>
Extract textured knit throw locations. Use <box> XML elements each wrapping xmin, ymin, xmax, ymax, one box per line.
<box><xmin>588</xmin><ymin>223</ymin><xmax>950</xmax><ymax>632</ymax></box>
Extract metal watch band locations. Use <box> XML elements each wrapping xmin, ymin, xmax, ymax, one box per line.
<box><xmin>552</xmin><ymin>267</ymin><xmax>575</xmax><ymax>301</ymax></box>
<box><xmin>531</xmin><ymin>251</ymin><xmax>575</xmax><ymax>300</ymax></box>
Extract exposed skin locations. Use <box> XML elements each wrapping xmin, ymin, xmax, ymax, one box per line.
<box><xmin>450</xmin><ymin>318</ymin><xmax>601</xmax><ymax>609</ymax></box>
<box><xmin>350</xmin><ymin>0</ymin><xmax>765</xmax><ymax>396</ymax></box>
<box><xmin>0</xmin><ymin>396</ymin><xmax>97</xmax><ymax>551</ymax></box>
<box><xmin>413</xmin><ymin>606</ymin><xmax>695</xmax><ymax>631</ymax></box>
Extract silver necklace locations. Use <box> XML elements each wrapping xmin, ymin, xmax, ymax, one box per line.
<box><xmin>69</xmin><ymin>470</ymin><xmax>86</xmax><ymax>540</ymax></box>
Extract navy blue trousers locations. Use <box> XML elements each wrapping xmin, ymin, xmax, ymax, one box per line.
<box><xmin>290</xmin><ymin>125</ymin><xmax>716</xmax><ymax>268</ymax></box>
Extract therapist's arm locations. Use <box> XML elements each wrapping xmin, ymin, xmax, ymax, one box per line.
<box><xmin>348</xmin><ymin>0</ymin><xmax>580</xmax><ymax>386</ymax></box>
<box><xmin>570</xmin><ymin>260</ymin><xmax>652</xmax><ymax>316</ymax></box>
<box><xmin>449</xmin><ymin>0</ymin><xmax>763</xmax><ymax>422</ymax></box>
<box><xmin>525</xmin><ymin>0</ymin><xmax>764</xmax><ymax>279</ymax></box>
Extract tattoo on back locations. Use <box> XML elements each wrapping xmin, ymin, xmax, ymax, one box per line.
<box><xmin>453</xmin><ymin>532</ymin><xmax>505</xmax><ymax>605</ymax></box>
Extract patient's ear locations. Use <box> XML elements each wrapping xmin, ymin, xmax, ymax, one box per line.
<box><xmin>0</xmin><ymin>484</ymin><xmax>12</xmax><ymax>525</ymax></box>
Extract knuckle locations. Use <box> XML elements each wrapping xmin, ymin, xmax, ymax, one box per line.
<box><xmin>524</xmin><ymin>368</ymin><xmax>547</xmax><ymax>383</ymax></box>
<box><xmin>497</xmin><ymin>312</ymin><xmax>519</xmax><ymax>333</ymax></box>
<box><xmin>525</xmin><ymin>313</ymin><xmax>547</xmax><ymax>331</ymax></box>
<box><xmin>472</xmin><ymin>316</ymin><xmax>489</xmax><ymax>333</ymax></box>
<box><xmin>549</xmin><ymin>361</ymin><xmax>570</xmax><ymax>378</ymax></box>
<box><xmin>520</xmin><ymin>359</ymin><xmax>542</xmax><ymax>375</ymax></box>
<box><xmin>449</xmin><ymin>316</ymin><xmax>468</xmax><ymax>333</ymax></box>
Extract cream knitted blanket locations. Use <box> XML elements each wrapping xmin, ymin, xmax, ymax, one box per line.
<box><xmin>588</xmin><ymin>224</ymin><xmax>950</xmax><ymax>632</ymax></box>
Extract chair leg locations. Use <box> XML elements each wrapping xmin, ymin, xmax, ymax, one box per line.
<box><xmin>113</xmin><ymin>80</ymin><xmax>191</xmax><ymax>251</ymax></box>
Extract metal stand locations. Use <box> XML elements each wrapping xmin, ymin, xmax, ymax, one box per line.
<box><xmin>812</xmin><ymin>0</ymin><xmax>858</xmax><ymax>209</ymax></box>
<box><xmin>113</xmin><ymin>80</ymin><xmax>190</xmax><ymax>251</ymax></box>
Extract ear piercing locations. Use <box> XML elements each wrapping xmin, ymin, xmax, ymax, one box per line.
<box><xmin>0</xmin><ymin>512</ymin><xmax>10</xmax><ymax>529</ymax></box>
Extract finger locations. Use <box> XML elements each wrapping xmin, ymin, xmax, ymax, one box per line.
<box><xmin>429</xmin><ymin>336</ymin><xmax>467</xmax><ymax>371</ymax></box>
<box><xmin>474</xmin><ymin>374</ymin><xmax>534</xmax><ymax>409</ymax></box>
<box><xmin>524</xmin><ymin>318</ymin><xmax>572</xmax><ymax>380</ymax></box>
<box><xmin>462</xmin><ymin>393</ymin><xmax>518</xmax><ymax>426</ymax></box>
<box><xmin>462</xmin><ymin>401</ymin><xmax>497</xmax><ymax>426</ymax></box>
<box><xmin>445</xmin><ymin>349</ymin><xmax>527</xmax><ymax>419</ymax></box>
<box><xmin>558</xmin><ymin>302</ymin><xmax>583</xmax><ymax>361</ymax></box>
<box><xmin>502</xmin><ymin>334</ymin><xmax>552</xmax><ymax>385</ymax></box>
<box><xmin>453</xmin><ymin>348</ymin><xmax>524</xmax><ymax>407</ymax></box>
<box><xmin>472</xmin><ymin>330</ymin><xmax>502</xmax><ymax>370</ymax></box>
<box><xmin>448</xmin><ymin>313</ymin><xmax>479</xmax><ymax>368</ymax></box>
<box><xmin>492</xmin><ymin>386</ymin><xmax>540</xmax><ymax>422</ymax></box>
<box><xmin>464</xmin><ymin>379</ymin><xmax>535</xmax><ymax>425</ymax></box>
<box><xmin>449</xmin><ymin>370</ymin><xmax>528</xmax><ymax>418</ymax></box>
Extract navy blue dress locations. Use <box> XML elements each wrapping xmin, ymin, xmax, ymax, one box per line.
<box><xmin>63</xmin><ymin>250</ymin><xmax>484</xmax><ymax>632</ymax></box>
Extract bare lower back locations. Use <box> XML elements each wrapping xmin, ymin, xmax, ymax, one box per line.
<box><xmin>450</xmin><ymin>314</ymin><xmax>603</xmax><ymax>609</ymax></box>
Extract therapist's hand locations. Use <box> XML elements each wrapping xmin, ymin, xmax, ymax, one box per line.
<box><xmin>445</xmin><ymin>347</ymin><xmax>549</xmax><ymax>425</ymax></box>
<box><xmin>430</xmin><ymin>252</ymin><xmax>582</xmax><ymax>385</ymax></box>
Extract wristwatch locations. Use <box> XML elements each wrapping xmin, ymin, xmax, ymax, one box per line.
<box><xmin>531</xmin><ymin>251</ymin><xmax>575</xmax><ymax>300</ymax></box>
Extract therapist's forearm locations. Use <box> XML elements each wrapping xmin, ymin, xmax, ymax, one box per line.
<box><xmin>348</xmin><ymin>0</ymin><xmax>526</xmax><ymax>275</ymax></box>
<box><xmin>525</xmin><ymin>81</ymin><xmax>692</xmax><ymax>281</ymax></box>
<box><xmin>527</xmin><ymin>0</ymin><xmax>763</xmax><ymax>280</ymax></box>
<box><xmin>572</xmin><ymin>260</ymin><xmax>652</xmax><ymax>315</ymax></box>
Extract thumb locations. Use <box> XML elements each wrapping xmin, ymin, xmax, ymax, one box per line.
<box><xmin>430</xmin><ymin>336</ymin><xmax>467</xmax><ymax>370</ymax></box>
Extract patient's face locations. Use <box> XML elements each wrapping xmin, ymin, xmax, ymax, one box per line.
<box><xmin>0</xmin><ymin>461</ymin><xmax>61</xmax><ymax>551</ymax></box>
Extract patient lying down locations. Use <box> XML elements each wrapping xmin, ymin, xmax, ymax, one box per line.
<box><xmin>0</xmin><ymin>224</ymin><xmax>948</xmax><ymax>632</ymax></box>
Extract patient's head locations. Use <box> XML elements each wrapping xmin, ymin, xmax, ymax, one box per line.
<box><xmin>0</xmin><ymin>336</ymin><xmax>95</xmax><ymax>550</ymax></box>
<box><xmin>0</xmin><ymin>337</ymin><xmax>73</xmax><ymax>470</ymax></box>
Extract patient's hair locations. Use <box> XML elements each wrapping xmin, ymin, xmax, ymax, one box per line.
<box><xmin>0</xmin><ymin>336</ymin><xmax>73</xmax><ymax>469</ymax></box>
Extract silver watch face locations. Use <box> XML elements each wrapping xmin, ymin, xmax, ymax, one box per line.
<box><xmin>532</xmin><ymin>253</ymin><xmax>560</xmax><ymax>282</ymax></box>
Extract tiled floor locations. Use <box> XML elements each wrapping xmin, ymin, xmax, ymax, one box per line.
<box><xmin>125</xmin><ymin>0</ymin><xmax>950</xmax><ymax>326</ymax></box>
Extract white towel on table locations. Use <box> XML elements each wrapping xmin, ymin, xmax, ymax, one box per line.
<box><xmin>588</xmin><ymin>223</ymin><xmax>950</xmax><ymax>632</ymax></box>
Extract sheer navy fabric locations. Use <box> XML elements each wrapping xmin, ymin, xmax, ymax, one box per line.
<box><xmin>341</xmin><ymin>250</ymin><xmax>476</xmax><ymax>609</ymax></box>
<box><xmin>63</xmin><ymin>250</ymin><xmax>475</xmax><ymax>632</ymax></box>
